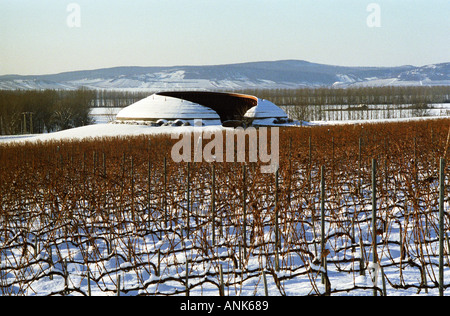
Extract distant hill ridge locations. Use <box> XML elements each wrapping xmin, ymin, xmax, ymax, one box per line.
<box><xmin>1</xmin><ymin>60</ymin><xmax>449</xmax><ymax>90</ymax></box>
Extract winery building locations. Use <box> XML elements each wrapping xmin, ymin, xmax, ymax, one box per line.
<box><xmin>115</xmin><ymin>91</ymin><xmax>290</xmax><ymax>127</ymax></box>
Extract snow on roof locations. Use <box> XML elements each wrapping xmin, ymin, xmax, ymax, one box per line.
<box><xmin>116</xmin><ymin>93</ymin><xmax>221</xmax><ymax>121</ymax></box>
<box><xmin>244</xmin><ymin>99</ymin><xmax>288</xmax><ymax>119</ymax></box>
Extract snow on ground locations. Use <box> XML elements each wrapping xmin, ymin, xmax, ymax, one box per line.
<box><xmin>0</xmin><ymin>124</ymin><xmax>227</xmax><ymax>144</ymax></box>
<box><xmin>89</xmin><ymin>107</ymin><xmax>123</xmax><ymax>124</ymax></box>
<box><xmin>0</xmin><ymin>114</ymin><xmax>447</xmax><ymax>145</ymax></box>
<box><xmin>1</xmin><ymin>116</ymin><xmax>449</xmax><ymax>296</ymax></box>
<box><xmin>311</xmin><ymin>115</ymin><xmax>450</xmax><ymax>126</ymax></box>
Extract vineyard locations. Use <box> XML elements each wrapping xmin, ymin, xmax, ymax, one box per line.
<box><xmin>0</xmin><ymin>118</ymin><xmax>449</xmax><ymax>296</ymax></box>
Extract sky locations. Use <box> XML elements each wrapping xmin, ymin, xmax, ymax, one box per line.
<box><xmin>0</xmin><ymin>0</ymin><xmax>449</xmax><ymax>75</ymax></box>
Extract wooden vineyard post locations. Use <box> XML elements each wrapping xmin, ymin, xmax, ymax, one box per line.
<box><xmin>439</xmin><ymin>158</ymin><xmax>446</xmax><ymax>296</ymax></box>
<box><xmin>309</xmin><ymin>136</ymin><xmax>312</xmax><ymax>183</ymax></box>
<box><xmin>372</xmin><ymin>158</ymin><xmax>378</xmax><ymax>296</ymax></box>
<box><xmin>444</xmin><ymin>127</ymin><xmax>450</xmax><ymax>160</ymax></box>
<box><xmin>87</xmin><ymin>267</ymin><xmax>92</xmax><ymax>296</ymax></box>
<box><xmin>288</xmin><ymin>137</ymin><xmax>292</xmax><ymax>205</ymax></box>
<box><xmin>359</xmin><ymin>236</ymin><xmax>365</xmax><ymax>276</ymax></box>
<box><xmin>380</xmin><ymin>265</ymin><xmax>387</xmax><ymax>296</ymax></box>
<box><xmin>332</xmin><ymin>137</ymin><xmax>335</xmax><ymax>185</ymax></box>
<box><xmin>262</xmin><ymin>270</ymin><xmax>269</xmax><ymax>296</ymax></box>
<box><xmin>242</xmin><ymin>165</ymin><xmax>247</xmax><ymax>260</ymax></box>
<box><xmin>320</xmin><ymin>165</ymin><xmax>327</xmax><ymax>284</ymax></box>
<box><xmin>275</xmin><ymin>168</ymin><xmax>279</xmax><ymax>247</ymax></box>
<box><xmin>48</xmin><ymin>246</ymin><xmax>54</xmax><ymax>280</ymax></box>
<box><xmin>211</xmin><ymin>164</ymin><xmax>216</xmax><ymax>246</ymax></box>
<box><xmin>275</xmin><ymin>168</ymin><xmax>280</xmax><ymax>272</ymax></box>
<box><xmin>164</xmin><ymin>157</ymin><xmax>168</xmax><ymax>228</ymax></box>
<box><xmin>219</xmin><ymin>264</ymin><xmax>225</xmax><ymax>296</ymax></box>
<box><xmin>117</xmin><ymin>274</ymin><xmax>122</xmax><ymax>297</ymax></box>
<box><xmin>358</xmin><ymin>138</ymin><xmax>362</xmax><ymax>194</ymax></box>
<box><xmin>156</xmin><ymin>249</ymin><xmax>161</xmax><ymax>277</ymax></box>
<box><xmin>308</xmin><ymin>135</ymin><xmax>318</xmax><ymax>257</ymax></box>
<box><xmin>147</xmin><ymin>158</ymin><xmax>152</xmax><ymax>227</ymax></box>
<box><xmin>131</xmin><ymin>156</ymin><xmax>135</xmax><ymax>222</ymax></box>
<box><xmin>186</xmin><ymin>162</ymin><xmax>190</xmax><ymax>239</ymax></box>
<box><xmin>185</xmin><ymin>259</ymin><xmax>190</xmax><ymax>297</ymax></box>
<box><xmin>63</xmin><ymin>259</ymin><xmax>69</xmax><ymax>296</ymax></box>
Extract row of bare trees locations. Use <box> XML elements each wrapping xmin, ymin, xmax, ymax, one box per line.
<box><xmin>1</xmin><ymin>86</ymin><xmax>449</xmax><ymax>135</ymax></box>
<box><xmin>93</xmin><ymin>86</ymin><xmax>450</xmax><ymax>109</ymax></box>
<box><xmin>236</xmin><ymin>86</ymin><xmax>450</xmax><ymax>106</ymax></box>
<box><xmin>0</xmin><ymin>89</ymin><xmax>94</xmax><ymax>135</ymax></box>
<box><xmin>234</xmin><ymin>86</ymin><xmax>450</xmax><ymax>122</ymax></box>
<box><xmin>93</xmin><ymin>90</ymin><xmax>150</xmax><ymax>108</ymax></box>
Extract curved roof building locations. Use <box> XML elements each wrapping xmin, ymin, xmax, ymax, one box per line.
<box><xmin>244</xmin><ymin>99</ymin><xmax>288</xmax><ymax>119</ymax></box>
<box><xmin>116</xmin><ymin>93</ymin><xmax>222</xmax><ymax>124</ymax></box>
<box><xmin>115</xmin><ymin>91</ymin><xmax>289</xmax><ymax>126</ymax></box>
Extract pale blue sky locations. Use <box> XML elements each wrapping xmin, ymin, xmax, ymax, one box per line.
<box><xmin>0</xmin><ymin>0</ymin><xmax>449</xmax><ymax>75</ymax></box>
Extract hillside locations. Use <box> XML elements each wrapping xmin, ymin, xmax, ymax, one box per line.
<box><xmin>1</xmin><ymin>60</ymin><xmax>449</xmax><ymax>90</ymax></box>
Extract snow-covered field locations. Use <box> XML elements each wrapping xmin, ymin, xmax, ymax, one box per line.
<box><xmin>0</xmin><ymin>123</ymin><xmax>228</xmax><ymax>145</ymax></box>
<box><xmin>1</xmin><ymin>116</ymin><xmax>449</xmax><ymax>297</ymax></box>
<box><xmin>0</xmin><ymin>115</ymin><xmax>446</xmax><ymax>145</ymax></box>
<box><xmin>281</xmin><ymin>103</ymin><xmax>450</xmax><ymax>123</ymax></box>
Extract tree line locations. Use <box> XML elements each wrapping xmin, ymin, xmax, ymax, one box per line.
<box><xmin>235</xmin><ymin>86</ymin><xmax>450</xmax><ymax>106</ymax></box>
<box><xmin>0</xmin><ymin>89</ymin><xmax>95</xmax><ymax>135</ymax></box>
<box><xmin>93</xmin><ymin>90</ymin><xmax>150</xmax><ymax>107</ymax></box>
<box><xmin>235</xmin><ymin>86</ymin><xmax>450</xmax><ymax>122</ymax></box>
<box><xmin>1</xmin><ymin>86</ymin><xmax>449</xmax><ymax>135</ymax></box>
<box><xmin>89</xmin><ymin>86</ymin><xmax>450</xmax><ymax>109</ymax></box>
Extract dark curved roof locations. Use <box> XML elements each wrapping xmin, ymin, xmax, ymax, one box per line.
<box><xmin>156</xmin><ymin>91</ymin><xmax>258</xmax><ymax>122</ymax></box>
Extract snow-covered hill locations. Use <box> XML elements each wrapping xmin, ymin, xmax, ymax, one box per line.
<box><xmin>1</xmin><ymin>60</ymin><xmax>449</xmax><ymax>90</ymax></box>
